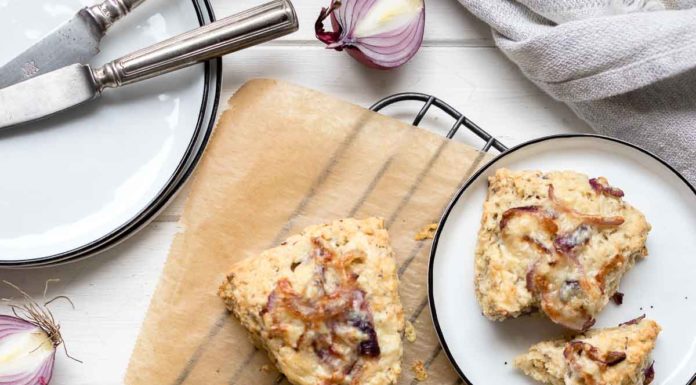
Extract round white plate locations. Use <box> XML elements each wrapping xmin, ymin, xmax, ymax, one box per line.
<box><xmin>0</xmin><ymin>0</ymin><xmax>220</xmax><ymax>266</ymax></box>
<box><xmin>429</xmin><ymin>135</ymin><xmax>696</xmax><ymax>385</ymax></box>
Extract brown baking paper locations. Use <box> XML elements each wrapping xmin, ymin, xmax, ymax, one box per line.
<box><xmin>125</xmin><ymin>79</ymin><xmax>490</xmax><ymax>385</ymax></box>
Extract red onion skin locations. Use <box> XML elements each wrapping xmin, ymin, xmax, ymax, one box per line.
<box><xmin>316</xmin><ymin>4</ymin><xmax>342</xmax><ymax>46</ymax></box>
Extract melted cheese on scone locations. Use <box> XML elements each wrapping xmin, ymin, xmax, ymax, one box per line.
<box><xmin>475</xmin><ymin>169</ymin><xmax>651</xmax><ymax>330</ymax></box>
<box><xmin>514</xmin><ymin>317</ymin><xmax>661</xmax><ymax>385</ymax></box>
<box><xmin>219</xmin><ymin>217</ymin><xmax>404</xmax><ymax>385</ymax></box>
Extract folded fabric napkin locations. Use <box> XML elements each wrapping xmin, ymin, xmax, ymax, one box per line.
<box><xmin>458</xmin><ymin>0</ymin><xmax>696</xmax><ymax>184</ymax></box>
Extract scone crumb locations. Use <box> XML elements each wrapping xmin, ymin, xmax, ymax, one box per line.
<box><xmin>411</xmin><ymin>360</ymin><xmax>428</xmax><ymax>381</ymax></box>
<box><xmin>259</xmin><ymin>364</ymin><xmax>272</xmax><ymax>373</ymax></box>
<box><xmin>404</xmin><ymin>320</ymin><xmax>417</xmax><ymax>342</ymax></box>
<box><xmin>414</xmin><ymin>223</ymin><xmax>438</xmax><ymax>241</ymax></box>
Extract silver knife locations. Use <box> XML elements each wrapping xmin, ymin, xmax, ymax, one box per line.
<box><xmin>0</xmin><ymin>0</ymin><xmax>298</xmax><ymax>130</ymax></box>
<box><xmin>0</xmin><ymin>0</ymin><xmax>147</xmax><ymax>89</ymax></box>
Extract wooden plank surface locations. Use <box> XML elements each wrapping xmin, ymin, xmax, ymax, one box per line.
<box><xmin>0</xmin><ymin>1</ymin><xmax>591</xmax><ymax>385</ymax></box>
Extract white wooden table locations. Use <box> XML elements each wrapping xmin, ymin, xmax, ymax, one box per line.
<box><xmin>0</xmin><ymin>1</ymin><xmax>591</xmax><ymax>383</ymax></box>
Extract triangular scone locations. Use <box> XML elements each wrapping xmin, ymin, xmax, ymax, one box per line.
<box><xmin>219</xmin><ymin>218</ymin><xmax>404</xmax><ymax>385</ymax></box>
<box><xmin>475</xmin><ymin>169</ymin><xmax>651</xmax><ymax>330</ymax></box>
<box><xmin>514</xmin><ymin>317</ymin><xmax>661</xmax><ymax>385</ymax></box>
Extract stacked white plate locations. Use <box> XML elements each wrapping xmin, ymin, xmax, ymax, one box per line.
<box><xmin>0</xmin><ymin>0</ymin><xmax>220</xmax><ymax>266</ymax></box>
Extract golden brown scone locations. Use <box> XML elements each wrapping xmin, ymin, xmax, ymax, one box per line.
<box><xmin>475</xmin><ymin>169</ymin><xmax>651</xmax><ymax>330</ymax></box>
<box><xmin>514</xmin><ymin>317</ymin><xmax>660</xmax><ymax>385</ymax></box>
<box><xmin>219</xmin><ymin>217</ymin><xmax>404</xmax><ymax>385</ymax></box>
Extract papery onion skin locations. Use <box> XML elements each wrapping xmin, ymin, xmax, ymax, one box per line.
<box><xmin>0</xmin><ymin>315</ymin><xmax>56</xmax><ymax>385</ymax></box>
<box><xmin>316</xmin><ymin>0</ymin><xmax>425</xmax><ymax>70</ymax></box>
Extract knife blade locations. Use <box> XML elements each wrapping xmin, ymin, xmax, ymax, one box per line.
<box><xmin>0</xmin><ymin>0</ymin><xmax>298</xmax><ymax>130</ymax></box>
<box><xmin>0</xmin><ymin>0</ymin><xmax>146</xmax><ymax>89</ymax></box>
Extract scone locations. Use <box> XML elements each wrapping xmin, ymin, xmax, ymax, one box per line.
<box><xmin>515</xmin><ymin>316</ymin><xmax>660</xmax><ymax>385</ymax></box>
<box><xmin>219</xmin><ymin>217</ymin><xmax>404</xmax><ymax>385</ymax></box>
<box><xmin>475</xmin><ymin>169</ymin><xmax>651</xmax><ymax>330</ymax></box>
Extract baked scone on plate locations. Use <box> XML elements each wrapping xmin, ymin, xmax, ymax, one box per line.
<box><xmin>515</xmin><ymin>316</ymin><xmax>660</xmax><ymax>385</ymax></box>
<box><xmin>475</xmin><ymin>169</ymin><xmax>651</xmax><ymax>330</ymax></box>
<box><xmin>219</xmin><ymin>217</ymin><xmax>404</xmax><ymax>385</ymax></box>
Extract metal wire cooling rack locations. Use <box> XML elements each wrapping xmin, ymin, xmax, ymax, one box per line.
<box><xmin>369</xmin><ymin>92</ymin><xmax>509</xmax><ymax>153</ymax></box>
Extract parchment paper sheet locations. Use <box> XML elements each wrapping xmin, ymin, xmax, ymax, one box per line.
<box><xmin>125</xmin><ymin>79</ymin><xmax>490</xmax><ymax>385</ymax></box>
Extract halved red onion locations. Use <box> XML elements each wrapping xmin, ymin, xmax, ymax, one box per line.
<box><xmin>0</xmin><ymin>315</ymin><xmax>56</xmax><ymax>385</ymax></box>
<box><xmin>0</xmin><ymin>282</ymin><xmax>81</xmax><ymax>385</ymax></box>
<box><xmin>315</xmin><ymin>0</ymin><xmax>425</xmax><ymax>69</ymax></box>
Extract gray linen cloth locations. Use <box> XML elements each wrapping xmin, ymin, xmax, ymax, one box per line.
<box><xmin>457</xmin><ymin>0</ymin><xmax>696</xmax><ymax>184</ymax></box>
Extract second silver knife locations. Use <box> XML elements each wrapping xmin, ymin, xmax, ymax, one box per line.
<box><xmin>0</xmin><ymin>0</ymin><xmax>298</xmax><ymax>130</ymax></box>
<box><xmin>0</xmin><ymin>0</ymin><xmax>147</xmax><ymax>89</ymax></box>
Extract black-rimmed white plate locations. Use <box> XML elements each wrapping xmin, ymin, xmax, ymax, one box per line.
<box><xmin>429</xmin><ymin>135</ymin><xmax>696</xmax><ymax>385</ymax></box>
<box><xmin>0</xmin><ymin>0</ymin><xmax>220</xmax><ymax>267</ymax></box>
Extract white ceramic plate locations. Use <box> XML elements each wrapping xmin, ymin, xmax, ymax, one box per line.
<box><xmin>0</xmin><ymin>0</ymin><xmax>220</xmax><ymax>266</ymax></box>
<box><xmin>429</xmin><ymin>135</ymin><xmax>696</xmax><ymax>385</ymax></box>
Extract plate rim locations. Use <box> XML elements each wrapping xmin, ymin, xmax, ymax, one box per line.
<box><xmin>427</xmin><ymin>133</ymin><xmax>696</xmax><ymax>385</ymax></box>
<box><xmin>0</xmin><ymin>0</ymin><xmax>222</xmax><ymax>267</ymax></box>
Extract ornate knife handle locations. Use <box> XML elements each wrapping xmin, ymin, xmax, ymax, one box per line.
<box><xmin>85</xmin><ymin>0</ymin><xmax>147</xmax><ymax>31</ymax></box>
<box><xmin>92</xmin><ymin>0</ymin><xmax>298</xmax><ymax>90</ymax></box>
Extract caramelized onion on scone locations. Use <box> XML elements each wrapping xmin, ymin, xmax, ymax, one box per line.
<box><xmin>475</xmin><ymin>169</ymin><xmax>651</xmax><ymax>330</ymax></box>
<box><xmin>219</xmin><ymin>218</ymin><xmax>404</xmax><ymax>385</ymax></box>
<box><xmin>514</xmin><ymin>318</ymin><xmax>661</xmax><ymax>385</ymax></box>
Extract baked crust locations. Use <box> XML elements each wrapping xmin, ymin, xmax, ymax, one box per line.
<box><xmin>475</xmin><ymin>169</ymin><xmax>651</xmax><ymax>330</ymax></box>
<box><xmin>219</xmin><ymin>217</ymin><xmax>404</xmax><ymax>385</ymax></box>
<box><xmin>514</xmin><ymin>317</ymin><xmax>661</xmax><ymax>385</ymax></box>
